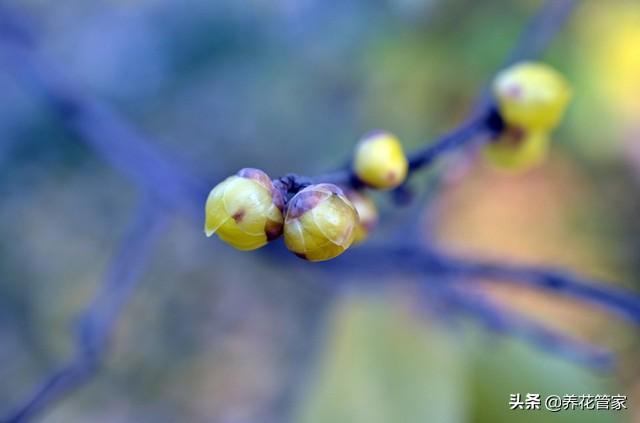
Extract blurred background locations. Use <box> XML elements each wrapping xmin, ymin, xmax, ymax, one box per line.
<box><xmin>0</xmin><ymin>0</ymin><xmax>639</xmax><ymax>422</ymax></box>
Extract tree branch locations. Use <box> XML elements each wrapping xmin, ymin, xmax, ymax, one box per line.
<box><xmin>0</xmin><ymin>8</ymin><xmax>208</xmax><ymax>220</ymax></box>
<box><xmin>2</xmin><ymin>199</ymin><xmax>166</xmax><ymax>423</ymax></box>
<box><xmin>438</xmin><ymin>254</ymin><xmax>640</xmax><ymax>325</ymax></box>
<box><xmin>436</xmin><ymin>281</ymin><xmax>614</xmax><ymax>369</ymax></box>
<box><xmin>320</xmin><ymin>245</ymin><xmax>640</xmax><ymax>327</ymax></box>
<box><xmin>503</xmin><ymin>0</ymin><xmax>577</xmax><ymax>67</ymax></box>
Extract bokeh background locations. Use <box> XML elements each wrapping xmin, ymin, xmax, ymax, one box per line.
<box><xmin>1</xmin><ymin>0</ymin><xmax>639</xmax><ymax>422</ymax></box>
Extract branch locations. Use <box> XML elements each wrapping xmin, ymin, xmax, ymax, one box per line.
<box><xmin>436</xmin><ymin>282</ymin><xmax>614</xmax><ymax>369</ymax></box>
<box><xmin>320</xmin><ymin>245</ymin><xmax>640</xmax><ymax>327</ymax></box>
<box><xmin>1</xmin><ymin>199</ymin><xmax>166</xmax><ymax>423</ymax></box>
<box><xmin>407</xmin><ymin>110</ymin><xmax>497</xmax><ymax>171</ymax></box>
<box><xmin>311</xmin><ymin>245</ymin><xmax>622</xmax><ymax>368</ymax></box>
<box><xmin>0</xmin><ymin>7</ymin><xmax>208</xmax><ymax>220</ymax></box>
<box><xmin>438</xmin><ymin>254</ymin><xmax>640</xmax><ymax>325</ymax></box>
<box><xmin>503</xmin><ymin>0</ymin><xmax>577</xmax><ymax>67</ymax></box>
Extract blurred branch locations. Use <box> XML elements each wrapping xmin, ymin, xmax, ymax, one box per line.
<box><xmin>437</xmin><ymin>281</ymin><xmax>615</xmax><ymax>369</ymax></box>
<box><xmin>321</xmin><ymin>246</ymin><xmax>637</xmax><ymax>367</ymax></box>
<box><xmin>406</xmin><ymin>110</ymin><xmax>497</xmax><ymax>171</ymax></box>
<box><xmin>0</xmin><ymin>7</ymin><xmax>208</xmax><ymax>220</ymax></box>
<box><xmin>503</xmin><ymin>0</ymin><xmax>577</xmax><ymax>67</ymax></box>
<box><xmin>1</xmin><ymin>199</ymin><xmax>166</xmax><ymax>423</ymax></box>
<box><xmin>439</xmin><ymin>254</ymin><xmax>640</xmax><ymax>325</ymax></box>
<box><xmin>332</xmin><ymin>245</ymin><xmax>640</xmax><ymax>326</ymax></box>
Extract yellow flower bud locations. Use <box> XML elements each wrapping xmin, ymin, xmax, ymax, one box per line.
<box><xmin>353</xmin><ymin>131</ymin><xmax>408</xmax><ymax>190</ymax></box>
<box><xmin>483</xmin><ymin>126</ymin><xmax>549</xmax><ymax>171</ymax></box>
<box><xmin>345</xmin><ymin>190</ymin><xmax>378</xmax><ymax>244</ymax></box>
<box><xmin>284</xmin><ymin>184</ymin><xmax>358</xmax><ymax>262</ymax></box>
<box><xmin>204</xmin><ymin>168</ymin><xmax>284</xmax><ymax>251</ymax></box>
<box><xmin>493</xmin><ymin>61</ymin><xmax>572</xmax><ymax>131</ymax></box>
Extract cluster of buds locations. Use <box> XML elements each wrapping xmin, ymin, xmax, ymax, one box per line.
<box><xmin>204</xmin><ymin>62</ymin><xmax>572</xmax><ymax>259</ymax></box>
<box><xmin>204</xmin><ymin>169</ymin><xmax>366</xmax><ymax>262</ymax></box>
<box><xmin>205</xmin><ymin>130</ymin><xmax>409</xmax><ymax>261</ymax></box>
<box><xmin>485</xmin><ymin>61</ymin><xmax>572</xmax><ymax>170</ymax></box>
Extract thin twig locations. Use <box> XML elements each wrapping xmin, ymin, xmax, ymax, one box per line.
<box><xmin>320</xmin><ymin>245</ymin><xmax>640</xmax><ymax>326</ymax></box>
<box><xmin>2</xmin><ymin>199</ymin><xmax>166</xmax><ymax>423</ymax></box>
<box><xmin>407</xmin><ymin>111</ymin><xmax>496</xmax><ymax>171</ymax></box>
<box><xmin>436</xmin><ymin>281</ymin><xmax>614</xmax><ymax>369</ymax></box>
<box><xmin>503</xmin><ymin>0</ymin><xmax>577</xmax><ymax>67</ymax></box>
<box><xmin>439</xmin><ymin>255</ymin><xmax>640</xmax><ymax>325</ymax></box>
<box><xmin>320</xmin><ymin>246</ymin><xmax>632</xmax><ymax>367</ymax></box>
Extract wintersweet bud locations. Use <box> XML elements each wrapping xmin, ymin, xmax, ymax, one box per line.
<box><xmin>204</xmin><ymin>168</ymin><xmax>284</xmax><ymax>250</ymax></box>
<box><xmin>493</xmin><ymin>61</ymin><xmax>572</xmax><ymax>131</ymax></box>
<box><xmin>484</xmin><ymin>126</ymin><xmax>549</xmax><ymax>171</ymax></box>
<box><xmin>284</xmin><ymin>184</ymin><xmax>358</xmax><ymax>262</ymax></box>
<box><xmin>345</xmin><ymin>190</ymin><xmax>379</xmax><ymax>244</ymax></box>
<box><xmin>353</xmin><ymin>131</ymin><xmax>408</xmax><ymax>189</ymax></box>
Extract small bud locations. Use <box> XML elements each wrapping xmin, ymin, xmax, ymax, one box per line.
<box><xmin>353</xmin><ymin>131</ymin><xmax>408</xmax><ymax>190</ymax></box>
<box><xmin>204</xmin><ymin>168</ymin><xmax>284</xmax><ymax>251</ymax></box>
<box><xmin>493</xmin><ymin>61</ymin><xmax>572</xmax><ymax>131</ymax></box>
<box><xmin>483</xmin><ymin>126</ymin><xmax>549</xmax><ymax>171</ymax></box>
<box><xmin>345</xmin><ymin>190</ymin><xmax>378</xmax><ymax>244</ymax></box>
<box><xmin>284</xmin><ymin>184</ymin><xmax>358</xmax><ymax>262</ymax></box>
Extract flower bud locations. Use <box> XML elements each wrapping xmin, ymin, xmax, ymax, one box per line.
<box><xmin>483</xmin><ymin>126</ymin><xmax>549</xmax><ymax>171</ymax></box>
<box><xmin>284</xmin><ymin>184</ymin><xmax>358</xmax><ymax>262</ymax></box>
<box><xmin>204</xmin><ymin>168</ymin><xmax>284</xmax><ymax>251</ymax></box>
<box><xmin>345</xmin><ymin>190</ymin><xmax>378</xmax><ymax>244</ymax></box>
<box><xmin>493</xmin><ymin>61</ymin><xmax>572</xmax><ymax>131</ymax></box>
<box><xmin>353</xmin><ymin>131</ymin><xmax>408</xmax><ymax>189</ymax></box>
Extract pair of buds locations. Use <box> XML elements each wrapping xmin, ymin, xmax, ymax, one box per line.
<box><xmin>484</xmin><ymin>61</ymin><xmax>573</xmax><ymax>170</ymax></box>
<box><xmin>204</xmin><ymin>168</ymin><xmax>378</xmax><ymax>261</ymax></box>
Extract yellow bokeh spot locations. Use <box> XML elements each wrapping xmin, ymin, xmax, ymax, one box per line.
<box><xmin>578</xmin><ymin>2</ymin><xmax>640</xmax><ymax>122</ymax></box>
